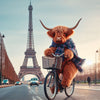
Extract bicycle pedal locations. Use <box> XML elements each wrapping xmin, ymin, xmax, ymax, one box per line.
<box><xmin>60</xmin><ymin>89</ymin><xmax>63</xmax><ymax>93</ymax></box>
<box><xmin>59</xmin><ymin>86</ymin><xmax>63</xmax><ymax>92</ymax></box>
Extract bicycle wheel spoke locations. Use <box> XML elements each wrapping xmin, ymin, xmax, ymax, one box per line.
<box><xmin>47</xmin><ymin>75</ymin><xmax>53</xmax><ymax>87</ymax></box>
<box><xmin>44</xmin><ymin>72</ymin><xmax>57</xmax><ymax>100</ymax></box>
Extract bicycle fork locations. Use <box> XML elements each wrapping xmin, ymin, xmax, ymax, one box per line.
<box><xmin>47</xmin><ymin>71</ymin><xmax>56</xmax><ymax>88</ymax></box>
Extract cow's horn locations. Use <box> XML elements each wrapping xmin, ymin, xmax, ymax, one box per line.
<box><xmin>70</xmin><ymin>18</ymin><xmax>82</xmax><ymax>29</ymax></box>
<box><xmin>40</xmin><ymin>20</ymin><xmax>52</xmax><ymax>30</ymax></box>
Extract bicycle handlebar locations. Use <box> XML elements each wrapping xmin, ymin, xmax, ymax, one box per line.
<box><xmin>52</xmin><ymin>53</ymin><xmax>64</xmax><ymax>57</ymax></box>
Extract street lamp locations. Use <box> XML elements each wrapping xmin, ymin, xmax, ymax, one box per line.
<box><xmin>0</xmin><ymin>33</ymin><xmax>5</xmax><ymax>85</ymax></box>
<box><xmin>95</xmin><ymin>50</ymin><xmax>98</xmax><ymax>85</ymax></box>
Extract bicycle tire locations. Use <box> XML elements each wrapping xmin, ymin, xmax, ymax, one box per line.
<box><xmin>44</xmin><ymin>71</ymin><xmax>58</xmax><ymax>100</ymax></box>
<box><xmin>64</xmin><ymin>79</ymin><xmax>75</xmax><ymax>97</ymax></box>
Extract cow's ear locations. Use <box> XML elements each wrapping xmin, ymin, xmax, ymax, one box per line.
<box><xmin>47</xmin><ymin>30</ymin><xmax>55</xmax><ymax>38</ymax></box>
<box><xmin>64</xmin><ymin>29</ymin><xmax>74</xmax><ymax>37</ymax></box>
<box><xmin>67</xmin><ymin>29</ymin><xmax>74</xmax><ymax>35</ymax></box>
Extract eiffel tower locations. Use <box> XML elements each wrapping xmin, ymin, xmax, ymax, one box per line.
<box><xmin>18</xmin><ymin>2</ymin><xmax>44</xmax><ymax>81</ymax></box>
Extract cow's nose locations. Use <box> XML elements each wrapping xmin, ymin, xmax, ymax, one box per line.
<box><xmin>56</xmin><ymin>37</ymin><xmax>62</xmax><ymax>41</ymax></box>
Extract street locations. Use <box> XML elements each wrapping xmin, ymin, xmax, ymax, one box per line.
<box><xmin>0</xmin><ymin>84</ymin><xmax>100</xmax><ymax>100</ymax></box>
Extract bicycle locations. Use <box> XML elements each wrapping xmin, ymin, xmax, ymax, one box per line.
<box><xmin>42</xmin><ymin>53</ymin><xmax>75</xmax><ymax>100</ymax></box>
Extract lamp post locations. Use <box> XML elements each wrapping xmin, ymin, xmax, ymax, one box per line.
<box><xmin>0</xmin><ymin>33</ymin><xmax>5</xmax><ymax>85</ymax></box>
<box><xmin>95</xmin><ymin>50</ymin><xmax>98</xmax><ymax>85</ymax></box>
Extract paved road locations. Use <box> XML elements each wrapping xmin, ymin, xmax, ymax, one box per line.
<box><xmin>0</xmin><ymin>84</ymin><xmax>100</xmax><ymax>100</ymax></box>
<box><xmin>0</xmin><ymin>84</ymin><xmax>46</xmax><ymax>100</ymax></box>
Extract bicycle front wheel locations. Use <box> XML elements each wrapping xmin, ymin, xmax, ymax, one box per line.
<box><xmin>64</xmin><ymin>79</ymin><xmax>75</xmax><ymax>97</ymax></box>
<box><xmin>44</xmin><ymin>71</ymin><xmax>57</xmax><ymax>100</ymax></box>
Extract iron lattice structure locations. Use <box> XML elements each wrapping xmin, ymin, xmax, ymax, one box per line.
<box><xmin>18</xmin><ymin>2</ymin><xmax>44</xmax><ymax>80</ymax></box>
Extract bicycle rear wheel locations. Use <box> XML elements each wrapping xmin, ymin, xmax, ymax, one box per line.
<box><xmin>64</xmin><ymin>79</ymin><xmax>75</xmax><ymax>97</ymax></box>
<box><xmin>44</xmin><ymin>71</ymin><xmax>57</xmax><ymax>100</ymax></box>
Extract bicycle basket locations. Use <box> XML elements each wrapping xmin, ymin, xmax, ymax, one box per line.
<box><xmin>42</xmin><ymin>56</ymin><xmax>62</xmax><ymax>70</ymax></box>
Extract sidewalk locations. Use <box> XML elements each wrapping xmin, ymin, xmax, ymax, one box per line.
<box><xmin>0</xmin><ymin>84</ymin><xmax>14</xmax><ymax>88</ymax></box>
<box><xmin>75</xmin><ymin>83</ymin><xmax>100</xmax><ymax>90</ymax></box>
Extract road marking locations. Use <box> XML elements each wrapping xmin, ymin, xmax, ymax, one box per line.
<box><xmin>31</xmin><ymin>89</ymin><xmax>37</xmax><ymax>95</ymax></box>
<box><xmin>27</xmin><ymin>85</ymin><xmax>43</xmax><ymax>100</ymax></box>
<box><xmin>90</xmin><ymin>89</ymin><xmax>100</xmax><ymax>91</ymax></box>
<box><xmin>27</xmin><ymin>85</ymin><xmax>31</xmax><ymax>89</ymax></box>
<box><xmin>32</xmin><ymin>97</ymin><xmax>36</xmax><ymax>100</ymax></box>
<box><xmin>76</xmin><ymin>87</ymin><xmax>100</xmax><ymax>91</ymax></box>
<box><xmin>36</xmin><ymin>96</ymin><xmax>43</xmax><ymax>100</ymax></box>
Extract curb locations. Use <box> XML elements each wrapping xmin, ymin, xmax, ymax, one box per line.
<box><xmin>0</xmin><ymin>84</ymin><xmax>14</xmax><ymax>88</ymax></box>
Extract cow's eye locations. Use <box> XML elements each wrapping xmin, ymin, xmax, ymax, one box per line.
<box><xmin>57</xmin><ymin>30</ymin><xmax>60</xmax><ymax>33</ymax></box>
<box><xmin>64</xmin><ymin>33</ymin><xmax>68</xmax><ymax>37</ymax></box>
<box><xmin>52</xmin><ymin>33</ymin><xmax>55</xmax><ymax>37</ymax></box>
<box><xmin>64</xmin><ymin>33</ymin><xmax>66</xmax><ymax>35</ymax></box>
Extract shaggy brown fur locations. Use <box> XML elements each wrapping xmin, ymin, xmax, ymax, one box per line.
<box><xmin>40</xmin><ymin>18</ymin><xmax>81</xmax><ymax>87</ymax></box>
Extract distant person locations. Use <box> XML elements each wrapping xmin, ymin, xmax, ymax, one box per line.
<box><xmin>87</xmin><ymin>77</ymin><xmax>91</xmax><ymax>86</ymax></box>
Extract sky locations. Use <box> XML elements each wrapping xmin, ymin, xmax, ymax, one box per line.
<box><xmin>0</xmin><ymin>0</ymin><xmax>100</xmax><ymax>78</ymax></box>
